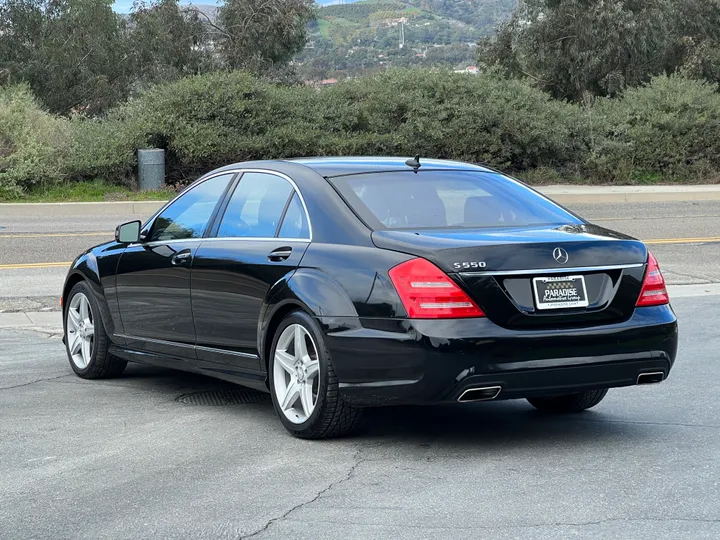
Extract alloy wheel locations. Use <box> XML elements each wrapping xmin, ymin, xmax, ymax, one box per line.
<box><xmin>66</xmin><ymin>293</ymin><xmax>95</xmax><ymax>369</ymax></box>
<box><xmin>272</xmin><ymin>324</ymin><xmax>321</xmax><ymax>424</ymax></box>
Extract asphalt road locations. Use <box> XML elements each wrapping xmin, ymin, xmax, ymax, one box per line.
<box><xmin>1</xmin><ymin>295</ymin><xmax>717</xmax><ymax>540</ymax></box>
<box><xmin>2</xmin><ymin>200</ymin><xmax>720</xmax><ymax>312</ymax></box>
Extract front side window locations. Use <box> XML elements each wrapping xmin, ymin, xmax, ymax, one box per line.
<box><xmin>329</xmin><ymin>170</ymin><xmax>582</xmax><ymax>230</ymax></box>
<box><xmin>148</xmin><ymin>174</ymin><xmax>233</xmax><ymax>242</ymax></box>
<box><xmin>217</xmin><ymin>172</ymin><xmax>295</xmax><ymax>238</ymax></box>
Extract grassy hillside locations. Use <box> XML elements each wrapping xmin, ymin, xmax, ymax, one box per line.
<box><xmin>295</xmin><ymin>0</ymin><xmax>515</xmax><ymax>80</ymax></box>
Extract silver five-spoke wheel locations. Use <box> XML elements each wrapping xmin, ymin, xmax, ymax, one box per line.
<box><xmin>272</xmin><ymin>323</ymin><xmax>321</xmax><ymax>424</ymax></box>
<box><xmin>66</xmin><ymin>292</ymin><xmax>95</xmax><ymax>369</ymax></box>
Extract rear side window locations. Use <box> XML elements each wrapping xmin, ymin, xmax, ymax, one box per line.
<box><xmin>278</xmin><ymin>193</ymin><xmax>310</xmax><ymax>239</ymax></box>
<box><xmin>217</xmin><ymin>172</ymin><xmax>295</xmax><ymax>238</ymax></box>
<box><xmin>329</xmin><ymin>170</ymin><xmax>581</xmax><ymax>230</ymax></box>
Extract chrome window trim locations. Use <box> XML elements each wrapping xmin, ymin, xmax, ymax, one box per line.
<box><xmin>459</xmin><ymin>263</ymin><xmax>644</xmax><ymax>276</ymax></box>
<box><xmin>117</xmin><ymin>334</ymin><xmax>260</xmax><ymax>360</ymax></box>
<box><xmin>137</xmin><ymin>168</ymin><xmax>313</xmax><ymax>245</ymax></box>
<box><xmin>136</xmin><ymin>237</ymin><xmax>311</xmax><ymax>248</ymax></box>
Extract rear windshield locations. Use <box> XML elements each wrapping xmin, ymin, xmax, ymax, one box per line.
<box><xmin>329</xmin><ymin>170</ymin><xmax>582</xmax><ymax>230</ymax></box>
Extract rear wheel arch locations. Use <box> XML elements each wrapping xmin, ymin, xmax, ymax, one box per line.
<box><xmin>262</xmin><ymin>301</ymin><xmax>310</xmax><ymax>374</ymax></box>
<box><xmin>259</xmin><ymin>269</ymin><xmax>359</xmax><ymax>372</ymax></box>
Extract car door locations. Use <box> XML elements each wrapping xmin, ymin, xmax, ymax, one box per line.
<box><xmin>115</xmin><ymin>173</ymin><xmax>235</xmax><ymax>359</ymax></box>
<box><xmin>191</xmin><ymin>171</ymin><xmax>311</xmax><ymax>371</ymax></box>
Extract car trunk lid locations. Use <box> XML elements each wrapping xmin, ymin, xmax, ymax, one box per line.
<box><xmin>373</xmin><ymin>224</ymin><xmax>648</xmax><ymax>329</ymax></box>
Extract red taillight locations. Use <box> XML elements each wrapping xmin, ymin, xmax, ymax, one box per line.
<box><xmin>388</xmin><ymin>258</ymin><xmax>485</xmax><ymax>319</ymax></box>
<box><xmin>636</xmin><ymin>252</ymin><xmax>669</xmax><ymax>307</ymax></box>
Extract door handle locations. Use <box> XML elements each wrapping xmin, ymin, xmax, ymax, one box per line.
<box><xmin>268</xmin><ymin>247</ymin><xmax>292</xmax><ymax>262</ymax></box>
<box><xmin>171</xmin><ymin>250</ymin><xmax>192</xmax><ymax>265</ymax></box>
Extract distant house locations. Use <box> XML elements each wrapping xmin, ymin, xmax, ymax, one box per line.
<box><xmin>453</xmin><ymin>66</ymin><xmax>479</xmax><ymax>75</ymax></box>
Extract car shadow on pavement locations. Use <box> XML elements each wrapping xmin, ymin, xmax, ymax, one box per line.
<box><xmin>355</xmin><ymin>402</ymin><xmax>648</xmax><ymax>450</ymax></box>
<box><xmin>111</xmin><ymin>364</ymin><xmax>654</xmax><ymax>449</ymax></box>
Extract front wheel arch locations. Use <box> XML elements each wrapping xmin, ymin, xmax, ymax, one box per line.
<box><xmin>62</xmin><ymin>272</ymin><xmax>86</xmax><ymax>312</ymax></box>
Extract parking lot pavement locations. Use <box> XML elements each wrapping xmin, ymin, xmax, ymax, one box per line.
<box><xmin>1</xmin><ymin>295</ymin><xmax>718</xmax><ymax>540</ymax></box>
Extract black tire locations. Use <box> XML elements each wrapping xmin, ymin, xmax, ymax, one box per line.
<box><xmin>527</xmin><ymin>389</ymin><xmax>608</xmax><ymax>414</ymax></box>
<box><xmin>268</xmin><ymin>311</ymin><xmax>362</xmax><ymax>439</ymax></box>
<box><xmin>64</xmin><ymin>281</ymin><xmax>127</xmax><ymax>379</ymax></box>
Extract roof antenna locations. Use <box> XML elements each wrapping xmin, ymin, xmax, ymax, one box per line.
<box><xmin>405</xmin><ymin>154</ymin><xmax>421</xmax><ymax>172</ymax></box>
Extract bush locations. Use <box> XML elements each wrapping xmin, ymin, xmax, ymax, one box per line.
<box><xmin>71</xmin><ymin>71</ymin><xmax>324</xmax><ymax>183</ymax></box>
<box><xmin>319</xmin><ymin>69</ymin><xmax>590</xmax><ymax>170</ymax></box>
<box><xmin>0</xmin><ymin>85</ymin><xmax>72</xmax><ymax>197</ymax></box>
<box><xmin>585</xmin><ymin>76</ymin><xmax>720</xmax><ymax>183</ymax></box>
<box><xmin>70</xmin><ymin>69</ymin><xmax>589</xmax><ymax>186</ymax></box>
<box><xmin>4</xmin><ymin>70</ymin><xmax>720</xmax><ymax>195</ymax></box>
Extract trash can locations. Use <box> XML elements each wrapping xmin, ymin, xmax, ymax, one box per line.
<box><xmin>137</xmin><ymin>149</ymin><xmax>165</xmax><ymax>190</ymax></box>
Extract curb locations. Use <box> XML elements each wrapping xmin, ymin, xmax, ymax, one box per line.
<box><xmin>540</xmin><ymin>185</ymin><xmax>720</xmax><ymax>204</ymax></box>
<box><xmin>0</xmin><ymin>201</ymin><xmax>164</xmax><ymax>217</ymax></box>
<box><xmin>0</xmin><ymin>311</ymin><xmax>61</xmax><ymax>329</ymax></box>
<box><xmin>1</xmin><ymin>186</ymin><xmax>720</xmax><ymax>217</ymax></box>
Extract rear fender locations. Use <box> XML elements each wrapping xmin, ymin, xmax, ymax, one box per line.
<box><xmin>258</xmin><ymin>269</ymin><xmax>358</xmax><ymax>369</ymax></box>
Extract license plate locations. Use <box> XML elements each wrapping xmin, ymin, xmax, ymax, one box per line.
<box><xmin>533</xmin><ymin>275</ymin><xmax>589</xmax><ymax>310</ymax></box>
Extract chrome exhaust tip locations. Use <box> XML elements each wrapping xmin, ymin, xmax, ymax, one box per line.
<box><xmin>636</xmin><ymin>372</ymin><xmax>665</xmax><ymax>385</ymax></box>
<box><xmin>457</xmin><ymin>385</ymin><xmax>502</xmax><ymax>403</ymax></box>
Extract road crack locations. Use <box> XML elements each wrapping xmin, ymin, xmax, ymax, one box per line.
<box><xmin>0</xmin><ymin>373</ymin><xmax>73</xmax><ymax>390</ymax></box>
<box><xmin>239</xmin><ymin>448</ymin><xmax>366</xmax><ymax>539</ymax></box>
<box><xmin>578</xmin><ymin>417</ymin><xmax>720</xmax><ymax>430</ymax></box>
<box><xmin>279</xmin><ymin>516</ymin><xmax>720</xmax><ymax>531</ymax></box>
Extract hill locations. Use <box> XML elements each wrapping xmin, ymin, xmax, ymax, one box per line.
<box><xmin>294</xmin><ymin>0</ymin><xmax>515</xmax><ymax>81</ymax></box>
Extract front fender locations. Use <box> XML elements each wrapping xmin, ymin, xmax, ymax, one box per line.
<box><xmin>62</xmin><ymin>246</ymin><xmax>122</xmax><ymax>341</ymax></box>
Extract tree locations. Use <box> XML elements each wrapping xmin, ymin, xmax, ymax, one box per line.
<box><xmin>0</xmin><ymin>0</ymin><xmax>132</xmax><ymax>115</ymax></box>
<box><xmin>129</xmin><ymin>0</ymin><xmax>211</xmax><ymax>87</ymax></box>
<box><xmin>478</xmin><ymin>0</ymin><xmax>720</xmax><ymax>101</ymax></box>
<box><xmin>218</xmin><ymin>0</ymin><xmax>315</xmax><ymax>73</ymax></box>
<box><xmin>478</xmin><ymin>0</ymin><xmax>673</xmax><ymax>101</ymax></box>
<box><xmin>0</xmin><ymin>1</ymin><xmax>43</xmax><ymax>87</ymax></box>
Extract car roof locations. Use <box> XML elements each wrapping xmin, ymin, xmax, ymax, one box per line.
<box><xmin>286</xmin><ymin>157</ymin><xmax>496</xmax><ymax>178</ymax></box>
<box><xmin>205</xmin><ymin>157</ymin><xmax>498</xmax><ymax>181</ymax></box>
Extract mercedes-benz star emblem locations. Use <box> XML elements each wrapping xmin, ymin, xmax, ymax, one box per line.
<box><xmin>553</xmin><ymin>247</ymin><xmax>569</xmax><ymax>264</ymax></box>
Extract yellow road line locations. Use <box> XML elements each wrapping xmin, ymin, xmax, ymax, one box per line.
<box><xmin>0</xmin><ymin>232</ymin><xmax>111</xmax><ymax>239</ymax></box>
<box><xmin>645</xmin><ymin>237</ymin><xmax>720</xmax><ymax>245</ymax></box>
<box><xmin>0</xmin><ymin>262</ymin><xmax>72</xmax><ymax>270</ymax></box>
<box><xmin>594</xmin><ymin>215</ymin><xmax>720</xmax><ymax>222</ymax></box>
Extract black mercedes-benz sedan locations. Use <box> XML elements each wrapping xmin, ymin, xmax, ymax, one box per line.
<box><xmin>61</xmin><ymin>157</ymin><xmax>678</xmax><ymax>438</ymax></box>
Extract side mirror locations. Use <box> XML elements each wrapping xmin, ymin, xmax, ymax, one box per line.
<box><xmin>115</xmin><ymin>221</ymin><xmax>141</xmax><ymax>244</ymax></box>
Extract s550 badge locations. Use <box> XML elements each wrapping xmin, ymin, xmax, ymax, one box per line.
<box><xmin>453</xmin><ymin>261</ymin><xmax>487</xmax><ymax>269</ymax></box>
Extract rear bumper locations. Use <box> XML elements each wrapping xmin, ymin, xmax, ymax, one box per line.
<box><xmin>319</xmin><ymin>305</ymin><xmax>678</xmax><ymax>406</ymax></box>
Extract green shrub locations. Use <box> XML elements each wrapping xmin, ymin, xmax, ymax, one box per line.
<box><xmin>71</xmin><ymin>71</ymin><xmax>323</xmax><ymax>182</ymax></box>
<box><xmin>319</xmin><ymin>69</ymin><xmax>590</xmax><ymax>170</ymax></box>
<box><xmin>76</xmin><ymin>68</ymin><xmax>587</xmax><ymax>186</ymax></box>
<box><xmin>0</xmin><ymin>85</ymin><xmax>72</xmax><ymax>197</ymax></box>
<box><xmin>585</xmin><ymin>75</ymin><xmax>720</xmax><ymax>183</ymax></box>
<box><xmin>5</xmin><ymin>70</ymin><xmax>720</xmax><ymax>195</ymax></box>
